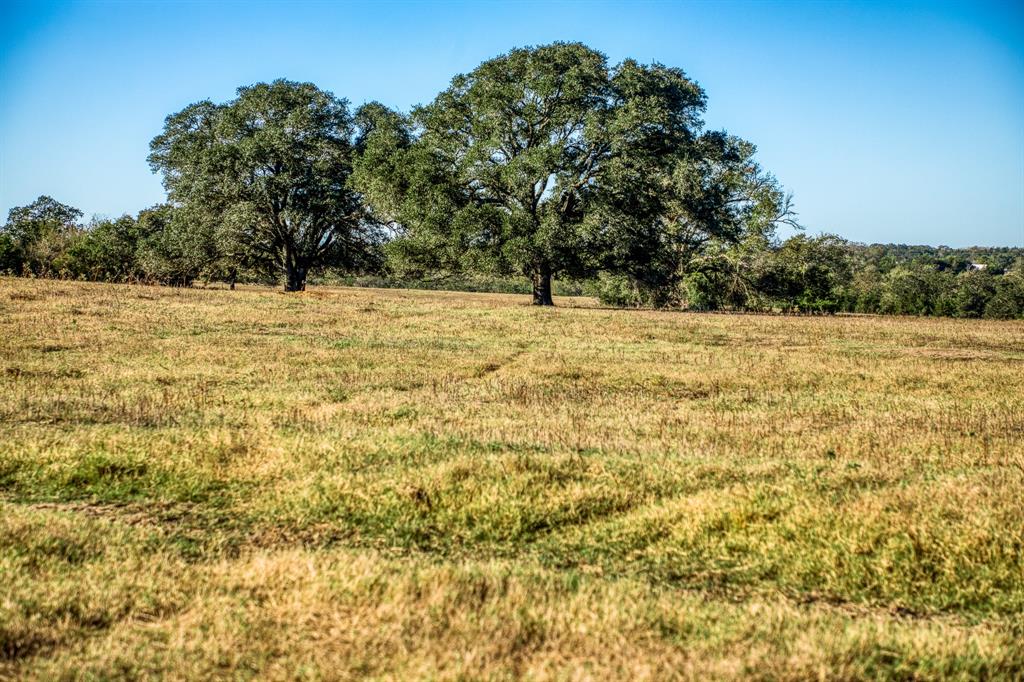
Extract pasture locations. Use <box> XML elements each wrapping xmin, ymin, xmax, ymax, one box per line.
<box><xmin>1</xmin><ymin>277</ymin><xmax>1022</xmax><ymax>679</ymax></box>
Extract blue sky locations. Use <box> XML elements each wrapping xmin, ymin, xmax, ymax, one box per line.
<box><xmin>1</xmin><ymin>1</ymin><xmax>1022</xmax><ymax>247</ymax></box>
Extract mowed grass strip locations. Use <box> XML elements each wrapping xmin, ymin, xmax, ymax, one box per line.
<box><xmin>1</xmin><ymin>277</ymin><xmax>1022</xmax><ymax>679</ymax></box>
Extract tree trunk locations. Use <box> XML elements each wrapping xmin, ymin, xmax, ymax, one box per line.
<box><xmin>532</xmin><ymin>266</ymin><xmax>554</xmax><ymax>306</ymax></box>
<box><xmin>284</xmin><ymin>263</ymin><xmax>307</xmax><ymax>292</ymax></box>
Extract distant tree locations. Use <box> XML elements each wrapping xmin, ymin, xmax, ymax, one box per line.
<box><xmin>950</xmin><ymin>269</ymin><xmax>996</xmax><ymax>318</ymax></box>
<box><xmin>4</xmin><ymin>196</ymin><xmax>82</xmax><ymax>240</ymax></box>
<box><xmin>1</xmin><ymin>196</ymin><xmax>84</xmax><ymax>275</ymax></box>
<box><xmin>878</xmin><ymin>265</ymin><xmax>953</xmax><ymax>316</ymax></box>
<box><xmin>0</xmin><ymin>232</ymin><xmax>17</xmax><ymax>273</ymax></box>
<box><xmin>133</xmin><ymin>204</ymin><xmax>202</xmax><ymax>286</ymax></box>
<box><xmin>354</xmin><ymin>43</ymin><xmax>707</xmax><ymax>305</ymax></box>
<box><xmin>149</xmin><ymin>79</ymin><xmax>379</xmax><ymax>291</ymax></box>
<box><xmin>984</xmin><ymin>269</ymin><xmax>1024</xmax><ymax>319</ymax></box>
<box><xmin>61</xmin><ymin>215</ymin><xmax>144</xmax><ymax>281</ymax></box>
<box><xmin>759</xmin><ymin>235</ymin><xmax>850</xmax><ymax>313</ymax></box>
<box><xmin>845</xmin><ymin>264</ymin><xmax>884</xmax><ymax>313</ymax></box>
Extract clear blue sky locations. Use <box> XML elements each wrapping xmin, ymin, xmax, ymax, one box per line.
<box><xmin>2</xmin><ymin>1</ymin><xmax>1022</xmax><ymax>247</ymax></box>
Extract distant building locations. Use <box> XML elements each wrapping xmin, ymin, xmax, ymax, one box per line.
<box><xmin>968</xmin><ymin>263</ymin><xmax>988</xmax><ymax>271</ymax></box>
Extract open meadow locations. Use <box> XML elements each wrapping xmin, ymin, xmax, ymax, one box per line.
<box><xmin>1</xmin><ymin>276</ymin><xmax>1022</xmax><ymax>680</ymax></box>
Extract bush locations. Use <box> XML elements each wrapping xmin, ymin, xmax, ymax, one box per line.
<box><xmin>950</xmin><ymin>270</ymin><xmax>996</xmax><ymax>318</ymax></box>
<box><xmin>683</xmin><ymin>271</ymin><xmax>721</xmax><ymax>311</ymax></box>
<box><xmin>984</xmin><ymin>271</ymin><xmax>1024</xmax><ymax>319</ymax></box>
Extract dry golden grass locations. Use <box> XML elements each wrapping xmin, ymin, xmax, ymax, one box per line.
<box><xmin>1</xmin><ymin>276</ymin><xmax>1022</xmax><ymax>680</ymax></box>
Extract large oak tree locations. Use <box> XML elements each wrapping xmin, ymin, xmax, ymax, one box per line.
<box><xmin>149</xmin><ymin>79</ymin><xmax>377</xmax><ymax>291</ymax></box>
<box><xmin>354</xmin><ymin>43</ymin><xmax>706</xmax><ymax>305</ymax></box>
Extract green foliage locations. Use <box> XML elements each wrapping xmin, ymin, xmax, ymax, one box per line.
<box><xmin>323</xmin><ymin>273</ymin><xmax>594</xmax><ymax>297</ymax></box>
<box><xmin>599</xmin><ymin>132</ymin><xmax>798</xmax><ymax>308</ymax></box>
<box><xmin>763</xmin><ymin>235</ymin><xmax>850</xmax><ymax>313</ymax></box>
<box><xmin>984</xmin><ymin>269</ymin><xmax>1024</xmax><ymax>319</ymax></box>
<box><xmin>134</xmin><ymin>204</ymin><xmax>210</xmax><ymax>286</ymax></box>
<box><xmin>61</xmin><ymin>216</ymin><xmax>145</xmax><ymax>282</ymax></box>
<box><xmin>0</xmin><ymin>196</ymin><xmax>84</xmax><ymax>276</ymax></box>
<box><xmin>949</xmin><ymin>270</ymin><xmax>996</xmax><ymax>318</ymax></box>
<box><xmin>597</xmin><ymin>231</ymin><xmax>1024</xmax><ymax>319</ymax></box>
<box><xmin>353</xmin><ymin>43</ymin><xmax>709</xmax><ymax>305</ymax></box>
<box><xmin>149</xmin><ymin>79</ymin><xmax>381</xmax><ymax>291</ymax></box>
<box><xmin>593</xmin><ymin>273</ymin><xmax>636</xmax><ymax>307</ymax></box>
<box><xmin>0</xmin><ymin>232</ymin><xmax>18</xmax><ymax>273</ymax></box>
<box><xmin>682</xmin><ymin>271</ymin><xmax>723</xmax><ymax>311</ymax></box>
<box><xmin>878</xmin><ymin>267</ymin><xmax>949</xmax><ymax>316</ymax></box>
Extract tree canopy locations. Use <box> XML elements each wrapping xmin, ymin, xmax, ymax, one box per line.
<box><xmin>354</xmin><ymin>43</ymin><xmax>710</xmax><ymax>304</ymax></box>
<box><xmin>148</xmin><ymin>79</ymin><xmax>380</xmax><ymax>291</ymax></box>
<box><xmin>0</xmin><ymin>196</ymin><xmax>84</xmax><ymax>276</ymax></box>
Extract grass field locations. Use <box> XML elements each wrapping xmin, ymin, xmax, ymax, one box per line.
<box><xmin>1</xmin><ymin>276</ymin><xmax>1022</xmax><ymax>680</ymax></box>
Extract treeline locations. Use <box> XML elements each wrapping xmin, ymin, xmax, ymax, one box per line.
<box><xmin>2</xmin><ymin>42</ymin><xmax>1022</xmax><ymax>318</ymax></box>
<box><xmin>3</xmin><ymin>197</ymin><xmax>1021</xmax><ymax>319</ymax></box>
<box><xmin>598</xmin><ymin>234</ymin><xmax>1024</xmax><ymax>318</ymax></box>
<box><xmin>0</xmin><ymin>199</ymin><xmax>263</xmax><ymax>289</ymax></box>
